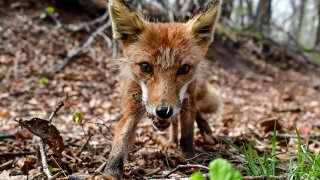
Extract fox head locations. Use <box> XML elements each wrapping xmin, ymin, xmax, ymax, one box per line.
<box><xmin>109</xmin><ymin>0</ymin><xmax>220</xmax><ymax>130</ymax></box>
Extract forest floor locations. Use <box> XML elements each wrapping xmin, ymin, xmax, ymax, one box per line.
<box><xmin>1</xmin><ymin>1</ymin><xmax>320</xmax><ymax>179</ymax></box>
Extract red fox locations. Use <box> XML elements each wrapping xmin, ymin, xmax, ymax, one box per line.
<box><xmin>104</xmin><ymin>0</ymin><xmax>222</xmax><ymax>179</ymax></box>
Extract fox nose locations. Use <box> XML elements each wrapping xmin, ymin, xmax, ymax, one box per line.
<box><xmin>155</xmin><ymin>105</ymin><xmax>173</xmax><ymax>119</ymax></box>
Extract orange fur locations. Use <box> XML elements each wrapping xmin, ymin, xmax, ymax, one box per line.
<box><xmin>104</xmin><ymin>0</ymin><xmax>222</xmax><ymax>179</ymax></box>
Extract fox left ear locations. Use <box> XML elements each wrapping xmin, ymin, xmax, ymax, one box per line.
<box><xmin>186</xmin><ymin>0</ymin><xmax>220</xmax><ymax>48</ymax></box>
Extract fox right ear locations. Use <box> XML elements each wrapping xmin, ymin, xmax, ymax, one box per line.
<box><xmin>108</xmin><ymin>0</ymin><xmax>146</xmax><ymax>45</ymax></box>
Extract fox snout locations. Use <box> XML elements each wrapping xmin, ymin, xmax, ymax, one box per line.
<box><xmin>155</xmin><ymin>105</ymin><xmax>173</xmax><ymax>119</ymax></box>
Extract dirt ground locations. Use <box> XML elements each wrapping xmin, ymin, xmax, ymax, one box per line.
<box><xmin>1</xmin><ymin>1</ymin><xmax>320</xmax><ymax>179</ymax></box>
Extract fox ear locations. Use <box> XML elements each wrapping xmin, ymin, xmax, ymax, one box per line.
<box><xmin>108</xmin><ymin>0</ymin><xmax>146</xmax><ymax>44</ymax></box>
<box><xmin>186</xmin><ymin>0</ymin><xmax>220</xmax><ymax>47</ymax></box>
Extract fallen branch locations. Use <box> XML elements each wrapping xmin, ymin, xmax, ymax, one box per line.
<box><xmin>64</xmin><ymin>11</ymin><xmax>109</xmax><ymax>32</ymax></box>
<box><xmin>53</xmin><ymin>19</ymin><xmax>112</xmax><ymax>73</ymax></box>
<box><xmin>95</xmin><ymin>162</ymin><xmax>107</xmax><ymax>173</ymax></box>
<box><xmin>48</xmin><ymin>101</ymin><xmax>64</xmax><ymax>124</ymax></box>
<box><xmin>268</xmin><ymin>132</ymin><xmax>320</xmax><ymax>139</ymax></box>
<box><xmin>154</xmin><ymin>164</ymin><xmax>209</xmax><ymax>178</ymax></box>
<box><xmin>0</xmin><ymin>151</ymin><xmax>36</xmax><ymax>158</ymax></box>
<box><xmin>38</xmin><ymin>137</ymin><xmax>52</xmax><ymax>179</ymax></box>
<box><xmin>49</xmin><ymin>170</ymin><xmax>68</xmax><ymax>180</ymax></box>
<box><xmin>76</xmin><ymin>134</ymin><xmax>93</xmax><ymax>156</ymax></box>
<box><xmin>0</xmin><ymin>160</ymin><xmax>14</xmax><ymax>171</ymax></box>
<box><xmin>243</xmin><ymin>175</ymin><xmax>287</xmax><ymax>180</ymax></box>
<box><xmin>0</xmin><ymin>134</ymin><xmax>14</xmax><ymax>140</ymax></box>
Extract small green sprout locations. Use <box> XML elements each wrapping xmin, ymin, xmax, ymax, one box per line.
<box><xmin>72</xmin><ymin>111</ymin><xmax>84</xmax><ymax>125</ymax></box>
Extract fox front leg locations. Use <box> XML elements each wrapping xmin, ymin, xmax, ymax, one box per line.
<box><xmin>179</xmin><ymin>91</ymin><xmax>197</xmax><ymax>158</ymax></box>
<box><xmin>104</xmin><ymin>91</ymin><xmax>144</xmax><ymax>179</ymax></box>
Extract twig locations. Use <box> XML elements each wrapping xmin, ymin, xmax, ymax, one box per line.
<box><xmin>49</xmin><ymin>154</ymin><xmax>68</xmax><ymax>178</ymax></box>
<box><xmin>0</xmin><ymin>160</ymin><xmax>15</xmax><ymax>171</ymax></box>
<box><xmin>38</xmin><ymin>137</ymin><xmax>52</xmax><ymax>179</ymax></box>
<box><xmin>49</xmin><ymin>170</ymin><xmax>68</xmax><ymax>180</ymax></box>
<box><xmin>95</xmin><ymin>162</ymin><xmax>107</xmax><ymax>173</ymax></box>
<box><xmin>53</xmin><ymin>20</ymin><xmax>112</xmax><ymax>73</ymax></box>
<box><xmin>64</xmin><ymin>11</ymin><xmax>109</xmax><ymax>32</ymax></box>
<box><xmin>76</xmin><ymin>134</ymin><xmax>93</xmax><ymax>156</ymax></box>
<box><xmin>269</xmin><ymin>132</ymin><xmax>320</xmax><ymax>139</ymax></box>
<box><xmin>243</xmin><ymin>175</ymin><xmax>287</xmax><ymax>180</ymax></box>
<box><xmin>0</xmin><ymin>134</ymin><xmax>14</xmax><ymax>140</ymax></box>
<box><xmin>155</xmin><ymin>164</ymin><xmax>209</xmax><ymax>178</ymax></box>
<box><xmin>145</xmin><ymin>167</ymin><xmax>161</xmax><ymax>176</ymax></box>
<box><xmin>48</xmin><ymin>101</ymin><xmax>64</xmax><ymax>124</ymax></box>
<box><xmin>0</xmin><ymin>151</ymin><xmax>36</xmax><ymax>158</ymax></box>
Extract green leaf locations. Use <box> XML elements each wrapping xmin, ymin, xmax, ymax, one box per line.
<box><xmin>45</xmin><ymin>6</ymin><xmax>55</xmax><ymax>14</ymax></box>
<box><xmin>191</xmin><ymin>171</ymin><xmax>205</xmax><ymax>180</ymax></box>
<box><xmin>48</xmin><ymin>165</ymin><xmax>61</xmax><ymax>173</ymax></box>
<box><xmin>39</xmin><ymin>76</ymin><xmax>48</xmax><ymax>86</ymax></box>
<box><xmin>209</xmin><ymin>158</ymin><xmax>242</xmax><ymax>180</ymax></box>
<box><xmin>72</xmin><ymin>111</ymin><xmax>84</xmax><ymax>125</ymax></box>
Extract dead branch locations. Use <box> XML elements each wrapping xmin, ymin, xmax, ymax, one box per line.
<box><xmin>0</xmin><ymin>151</ymin><xmax>36</xmax><ymax>158</ymax></box>
<box><xmin>37</xmin><ymin>137</ymin><xmax>52</xmax><ymax>179</ymax></box>
<box><xmin>95</xmin><ymin>161</ymin><xmax>107</xmax><ymax>173</ymax></box>
<box><xmin>243</xmin><ymin>175</ymin><xmax>287</xmax><ymax>180</ymax></box>
<box><xmin>155</xmin><ymin>164</ymin><xmax>209</xmax><ymax>178</ymax></box>
<box><xmin>269</xmin><ymin>132</ymin><xmax>320</xmax><ymax>139</ymax></box>
<box><xmin>0</xmin><ymin>160</ymin><xmax>15</xmax><ymax>171</ymax></box>
<box><xmin>76</xmin><ymin>134</ymin><xmax>93</xmax><ymax>156</ymax></box>
<box><xmin>53</xmin><ymin>19</ymin><xmax>112</xmax><ymax>73</ymax></box>
<box><xmin>49</xmin><ymin>101</ymin><xmax>64</xmax><ymax>124</ymax></box>
<box><xmin>269</xmin><ymin>22</ymin><xmax>320</xmax><ymax>68</ymax></box>
<box><xmin>0</xmin><ymin>134</ymin><xmax>14</xmax><ymax>140</ymax></box>
<box><xmin>145</xmin><ymin>167</ymin><xmax>161</xmax><ymax>176</ymax></box>
<box><xmin>49</xmin><ymin>170</ymin><xmax>68</xmax><ymax>180</ymax></box>
<box><xmin>64</xmin><ymin>11</ymin><xmax>109</xmax><ymax>32</ymax></box>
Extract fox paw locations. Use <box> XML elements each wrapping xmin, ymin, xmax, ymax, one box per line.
<box><xmin>103</xmin><ymin>169</ymin><xmax>122</xmax><ymax>180</ymax></box>
<box><xmin>103</xmin><ymin>163</ymin><xmax>123</xmax><ymax>180</ymax></box>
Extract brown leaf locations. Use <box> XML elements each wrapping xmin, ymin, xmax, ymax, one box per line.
<box><xmin>17</xmin><ymin>118</ymin><xmax>64</xmax><ymax>157</ymax></box>
<box><xmin>260</xmin><ymin>117</ymin><xmax>283</xmax><ymax>133</ymax></box>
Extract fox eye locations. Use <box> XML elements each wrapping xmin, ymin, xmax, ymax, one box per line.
<box><xmin>177</xmin><ymin>64</ymin><xmax>190</xmax><ymax>75</ymax></box>
<box><xmin>140</xmin><ymin>62</ymin><xmax>152</xmax><ymax>73</ymax></box>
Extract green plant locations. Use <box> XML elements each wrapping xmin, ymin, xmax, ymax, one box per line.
<box><xmin>224</xmin><ymin>122</ymin><xmax>278</xmax><ymax>178</ymax></box>
<box><xmin>72</xmin><ymin>111</ymin><xmax>84</xmax><ymax>125</ymax></box>
<box><xmin>288</xmin><ymin>126</ymin><xmax>320</xmax><ymax>179</ymax></box>
<box><xmin>191</xmin><ymin>158</ymin><xmax>242</xmax><ymax>180</ymax></box>
<box><xmin>39</xmin><ymin>76</ymin><xmax>48</xmax><ymax>86</ymax></box>
<box><xmin>45</xmin><ymin>6</ymin><xmax>55</xmax><ymax>14</ymax></box>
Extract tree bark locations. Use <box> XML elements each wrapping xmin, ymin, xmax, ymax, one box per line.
<box><xmin>221</xmin><ymin>0</ymin><xmax>233</xmax><ymax>19</ymax></box>
<box><xmin>253</xmin><ymin>0</ymin><xmax>272</xmax><ymax>33</ymax></box>
<box><xmin>296</xmin><ymin>0</ymin><xmax>306</xmax><ymax>41</ymax></box>
<box><xmin>245</xmin><ymin>0</ymin><xmax>254</xmax><ymax>27</ymax></box>
<box><xmin>316</xmin><ymin>0</ymin><xmax>320</xmax><ymax>47</ymax></box>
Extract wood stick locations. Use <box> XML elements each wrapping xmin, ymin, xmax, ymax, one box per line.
<box><xmin>38</xmin><ymin>138</ymin><xmax>52</xmax><ymax>179</ymax></box>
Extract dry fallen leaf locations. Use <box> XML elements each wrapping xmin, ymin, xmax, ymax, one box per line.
<box><xmin>17</xmin><ymin>118</ymin><xmax>65</xmax><ymax>157</ymax></box>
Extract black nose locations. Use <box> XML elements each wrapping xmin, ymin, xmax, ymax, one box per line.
<box><xmin>156</xmin><ymin>106</ymin><xmax>173</xmax><ymax>119</ymax></box>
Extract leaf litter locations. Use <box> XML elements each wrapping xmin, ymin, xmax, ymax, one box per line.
<box><xmin>0</xmin><ymin>1</ymin><xmax>320</xmax><ymax>179</ymax></box>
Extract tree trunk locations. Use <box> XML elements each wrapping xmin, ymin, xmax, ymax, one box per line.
<box><xmin>316</xmin><ymin>0</ymin><xmax>320</xmax><ymax>47</ymax></box>
<box><xmin>253</xmin><ymin>0</ymin><xmax>272</xmax><ymax>33</ymax></box>
<box><xmin>245</xmin><ymin>0</ymin><xmax>254</xmax><ymax>27</ymax></box>
<box><xmin>221</xmin><ymin>0</ymin><xmax>233</xmax><ymax>19</ymax></box>
<box><xmin>296</xmin><ymin>0</ymin><xmax>306</xmax><ymax>41</ymax></box>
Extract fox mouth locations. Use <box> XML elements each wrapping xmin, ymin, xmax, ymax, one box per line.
<box><xmin>146</xmin><ymin>113</ymin><xmax>171</xmax><ymax>131</ymax></box>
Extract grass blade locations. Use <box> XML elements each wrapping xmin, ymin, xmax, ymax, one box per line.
<box><xmin>271</xmin><ymin>121</ymin><xmax>277</xmax><ymax>176</ymax></box>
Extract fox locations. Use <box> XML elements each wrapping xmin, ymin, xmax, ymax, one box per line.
<box><xmin>103</xmin><ymin>0</ymin><xmax>222</xmax><ymax>179</ymax></box>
